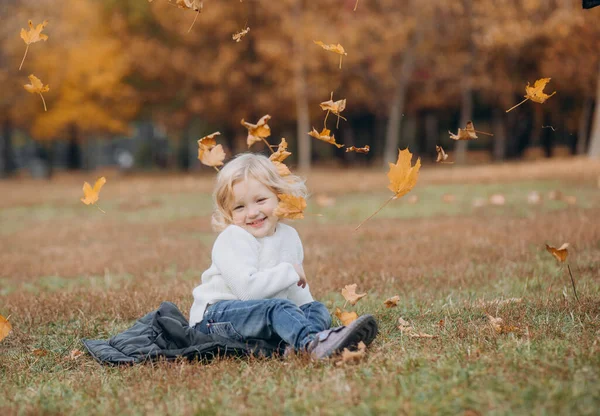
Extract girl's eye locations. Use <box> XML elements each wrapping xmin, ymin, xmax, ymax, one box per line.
<box><xmin>257</xmin><ymin>198</ymin><xmax>266</xmax><ymax>203</ymax></box>
<box><xmin>233</xmin><ymin>206</ymin><xmax>243</xmax><ymax>211</ymax></box>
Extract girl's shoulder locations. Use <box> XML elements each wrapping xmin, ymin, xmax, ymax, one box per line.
<box><xmin>217</xmin><ymin>224</ymin><xmax>257</xmax><ymax>243</ymax></box>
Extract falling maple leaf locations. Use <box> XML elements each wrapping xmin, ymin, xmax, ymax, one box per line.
<box><xmin>233</xmin><ymin>27</ymin><xmax>250</xmax><ymax>42</ymax></box>
<box><xmin>506</xmin><ymin>78</ymin><xmax>556</xmax><ymax>112</ymax></box>
<box><xmin>274</xmin><ymin>194</ymin><xmax>306</xmax><ymax>219</ymax></box>
<box><xmin>336</xmin><ymin>341</ymin><xmax>366</xmax><ymax>366</ymax></box>
<box><xmin>341</xmin><ymin>283</ymin><xmax>367</xmax><ymax>306</ymax></box>
<box><xmin>383</xmin><ymin>295</ymin><xmax>400</xmax><ymax>308</ymax></box>
<box><xmin>449</xmin><ymin>121</ymin><xmax>477</xmax><ymax>141</ymax></box>
<box><xmin>335</xmin><ymin>307</ymin><xmax>359</xmax><ymax>326</ymax></box>
<box><xmin>19</xmin><ymin>20</ymin><xmax>49</xmax><ymax>70</ymax></box>
<box><xmin>356</xmin><ymin>148</ymin><xmax>420</xmax><ymax>230</ymax></box>
<box><xmin>346</xmin><ymin>145</ymin><xmax>370</xmax><ymax>154</ymax></box>
<box><xmin>272</xmin><ymin>161</ymin><xmax>291</xmax><ymax>176</ymax></box>
<box><xmin>197</xmin><ymin>132</ymin><xmax>225</xmax><ymax>171</ymax></box>
<box><xmin>23</xmin><ymin>74</ymin><xmax>49</xmax><ymax>111</ymax></box>
<box><xmin>320</xmin><ymin>92</ymin><xmax>347</xmax><ymax>128</ymax></box>
<box><xmin>0</xmin><ymin>314</ymin><xmax>12</xmax><ymax>342</ymax></box>
<box><xmin>314</xmin><ymin>40</ymin><xmax>347</xmax><ymax>69</ymax></box>
<box><xmin>435</xmin><ymin>145</ymin><xmax>453</xmax><ymax>163</ymax></box>
<box><xmin>81</xmin><ymin>177</ymin><xmax>106</xmax><ymax>212</ymax></box>
<box><xmin>308</xmin><ymin>127</ymin><xmax>344</xmax><ymax>148</ymax></box>
<box><xmin>241</xmin><ymin>115</ymin><xmax>272</xmax><ymax>149</ymax></box>
<box><xmin>269</xmin><ymin>138</ymin><xmax>291</xmax><ymax>163</ymax></box>
<box><xmin>174</xmin><ymin>0</ymin><xmax>203</xmax><ymax>11</ymax></box>
<box><xmin>545</xmin><ymin>243</ymin><xmax>569</xmax><ymax>262</ymax></box>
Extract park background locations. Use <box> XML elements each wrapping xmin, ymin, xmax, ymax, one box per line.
<box><xmin>1</xmin><ymin>1</ymin><xmax>600</xmax><ymax>415</ymax></box>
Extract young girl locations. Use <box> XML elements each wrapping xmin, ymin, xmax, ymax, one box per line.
<box><xmin>189</xmin><ymin>153</ymin><xmax>378</xmax><ymax>359</ymax></box>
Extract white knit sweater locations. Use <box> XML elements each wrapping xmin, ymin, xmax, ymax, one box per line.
<box><xmin>189</xmin><ymin>223</ymin><xmax>315</xmax><ymax>327</ymax></box>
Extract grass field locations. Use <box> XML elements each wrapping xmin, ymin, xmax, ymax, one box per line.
<box><xmin>1</xmin><ymin>157</ymin><xmax>599</xmax><ymax>415</ymax></box>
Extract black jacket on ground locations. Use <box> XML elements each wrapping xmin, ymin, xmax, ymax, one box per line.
<box><xmin>82</xmin><ymin>302</ymin><xmax>284</xmax><ymax>365</ymax></box>
<box><xmin>583</xmin><ymin>0</ymin><xmax>600</xmax><ymax>8</ymax></box>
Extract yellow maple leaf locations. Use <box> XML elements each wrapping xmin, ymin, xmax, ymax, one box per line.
<box><xmin>272</xmin><ymin>161</ymin><xmax>291</xmax><ymax>177</ymax></box>
<box><xmin>197</xmin><ymin>132</ymin><xmax>225</xmax><ymax>170</ymax></box>
<box><xmin>506</xmin><ymin>78</ymin><xmax>556</xmax><ymax>112</ymax></box>
<box><xmin>334</xmin><ymin>307</ymin><xmax>359</xmax><ymax>326</ymax></box>
<box><xmin>274</xmin><ymin>194</ymin><xmax>306</xmax><ymax>219</ymax></box>
<box><xmin>0</xmin><ymin>314</ymin><xmax>12</xmax><ymax>342</ymax></box>
<box><xmin>269</xmin><ymin>138</ymin><xmax>291</xmax><ymax>163</ymax></box>
<box><xmin>545</xmin><ymin>243</ymin><xmax>569</xmax><ymax>262</ymax></box>
<box><xmin>336</xmin><ymin>341</ymin><xmax>367</xmax><ymax>366</ymax></box>
<box><xmin>320</xmin><ymin>92</ymin><xmax>347</xmax><ymax>128</ymax></box>
<box><xmin>387</xmin><ymin>148</ymin><xmax>421</xmax><ymax>198</ymax></box>
<box><xmin>435</xmin><ymin>145</ymin><xmax>453</xmax><ymax>163</ymax></box>
<box><xmin>314</xmin><ymin>40</ymin><xmax>347</xmax><ymax>69</ymax></box>
<box><xmin>308</xmin><ymin>127</ymin><xmax>344</xmax><ymax>148</ymax></box>
<box><xmin>81</xmin><ymin>177</ymin><xmax>106</xmax><ymax>208</ymax></box>
<box><xmin>23</xmin><ymin>74</ymin><xmax>49</xmax><ymax>112</ymax></box>
<box><xmin>232</xmin><ymin>27</ymin><xmax>250</xmax><ymax>42</ymax></box>
<box><xmin>19</xmin><ymin>20</ymin><xmax>49</xmax><ymax>70</ymax></box>
<box><xmin>341</xmin><ymin>283</ymin><xmax>367</xmax><ymax>306</ymax></box>
<box><xmin>346</xmin><ymin>145</ymin><xmax>370</xmax><ymax>154</ymax></box>
<box><xmin>241</xmin><ymin>115</ymin><xmax>271</xmax><ymax>148</ymax></box>
<box><xmin>383</xmin><ymin>295</ymin><xmax>400</xmax><ymax>308</ymax></box>
<box><xmin>175</xmin><ymin>0</ymin><xmax>203</xmax><ymax>11</ymax></box>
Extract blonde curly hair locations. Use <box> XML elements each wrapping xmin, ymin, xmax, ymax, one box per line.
<box><xmin>211</xmin><ymin>153</ymin><xmax>308</xmax><ymax>232</ymax></box>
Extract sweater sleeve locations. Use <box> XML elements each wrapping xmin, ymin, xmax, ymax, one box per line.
<box><xmin>212</xmin><ymin>226</ymin><xmax>300</xmax><ymax>301</ymax></box>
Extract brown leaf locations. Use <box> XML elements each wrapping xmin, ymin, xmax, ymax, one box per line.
<box><xmin>486</xmin><ymin>314</ymin><xmax>518</xmax><ymax>334</ymax></box>
<box><xmin>269</xmin><ymin>138</ymin><xmax>291</xmax><ymax>163</ymax></box>
<box><xmin>336</xmin><ymin>341</ymin><xmax>367</xmax><ymax>366</ymax></box>
<box><xmin>0</xmin><ymin>315</ymin><xmax>12</xmax><ymax>342</ymax></box>
<box><xmin>346</xmin><ymin>145</ymin><xmax>370</xmax><ymax>154</ymax></box>
<box><xmin>308</xmin><ymin>127</ymin><xmax>344</xmax><ymax>148</ymax></box>
<box><xmin>33</xmin><ymin>348</ymin><xmax>48</xmax><ymax>356</ymax></box>
<box><xmin>313</xmin><ymin>41</ymin><xmax>347</xmax><ymax>68</ymax></box>
<box><xmin>449</xmin><ymin>121</ymin><xmax>478</xmax><ymax>141</ymax></box>
<box><xmin>387</xmin><ymin>148</ymin><xmax>421</xmax><ymax>198</ymax></box>
<box><xmin>69</xmin><ymin>349</ymin><xmax>84</xmax><ymax>360</ymax></box>
<box><xmin>272</xmin><ymin>161</ymin><xmax>291</xmax><ymax>176</ymax></box>
<box><xmin>175</xmin><ymin>0</ymin><xmax>203</xmax><ymax>11</ymax></box>
<box><xmin>546</xmin><ymin>243</ymin><xmax>569</xmax><ymax>262</ymax></box>
<box><xmin>341</xmin><ymin>283</ymin><xmax>367</xmax><ymax>306</ymax></box>
<box><xmin>525</xmin><ymin>78</ymin><xmax>556</xmax><ymax>104</ymax></box>
<box><xmin>241</xmin><ymin>115</ymin><xmax>271</xmax><ymax>148</ymax></box>
<box><xmin>199</xmin><ymin>144</ymin><xmax>225</xmax><ymax>168</ymax></box>
<box><xmin>197</xmin><ymin>131</ymin><xmax>220</xmax><ymax>151</ymax></box>
<box><xmin>274</xmin><ymin>194</ymin><xmax>306</xmax><ymax>219</ymax></box>
<box><xmin>383</xmin><ymin>295</ymin><xmax>400</xmax><ymax>308</ymax></box>
<box><xmin>335</xmin><ymin>308</ymin><xmax>359</xmax><ymax>326</ymax></box>
<box><xmin>232</xmin><ymin>27</ymin><xmax>250</xmax><ymax>42</ymax></box>
<box><xmin>435</xmin><ymin>145</ymin><xmax>453</xmax><ymax>163</ymax></box>
<box><xmin>397</xmin><ymin>317</ymin><xmax>436</xmax><ymax>338</ymax></box>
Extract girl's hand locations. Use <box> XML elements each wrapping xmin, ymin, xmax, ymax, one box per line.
<box><xmin>293</xmin><ymin>264</ymin><xmax>307</xmax><ymax>288</ymax></box>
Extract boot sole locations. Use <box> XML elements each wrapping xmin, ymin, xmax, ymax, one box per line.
<box><xmin>315</xmin><ymin>314</ymin><xmax>378</xmax><ymax>359</ymax></box>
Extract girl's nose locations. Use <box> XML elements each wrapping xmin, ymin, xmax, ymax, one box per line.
<box><xmin>247</xmin><ymin>205</ymin><xmax>260</xmax><ymax>218</ymax></box>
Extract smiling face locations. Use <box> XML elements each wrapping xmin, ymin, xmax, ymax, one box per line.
<box><xmin>230</xmin><ymin>177</ymin><xmax>279</xmax><ymax>238</ymax></box>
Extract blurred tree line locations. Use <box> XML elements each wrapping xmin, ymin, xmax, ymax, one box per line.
<box><xmin>1</xmin><ymin>0</ymin><xmax>599</xmax><ymax>178</ymax></box>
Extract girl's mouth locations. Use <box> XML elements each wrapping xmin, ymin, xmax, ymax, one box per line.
<box><xmin>248</xmin><ymin>218</ymin><xmax>266</xmax><ymax>228</ymax></box>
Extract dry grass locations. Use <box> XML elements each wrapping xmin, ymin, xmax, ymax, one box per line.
<box><xmin>1</xmin><ymin>157</ymin><xmax>599</xmax><ymax>415</ymax></box>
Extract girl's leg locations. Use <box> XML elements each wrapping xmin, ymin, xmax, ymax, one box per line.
<box><xmin>196</xmin><ymin>298</ymin><xmax>318</xmax><ymax>351</ymax></box>
<box><xmin>299</xmin><ymin>301</ymin><xmax>332</xmax><ymax>333</ymax></box>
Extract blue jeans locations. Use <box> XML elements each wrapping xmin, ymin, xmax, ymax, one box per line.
<box><xmin>194</xmin><ymin>299</ymin><xmax>332</xmax><ymax>351</ymax></box>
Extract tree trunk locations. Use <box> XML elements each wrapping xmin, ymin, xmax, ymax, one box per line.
<box><xmin>454</xmin><ymin>0</ymin><xmax>474</xmax><ymax>165</ymax></box>
<box><xmin>577</xmin><ymin>98</ymin><xmax>593</xmax><ymax>155</ymax></box>
<box><xmin>588</xmin><ymin>63</ymin><xmax>600</xmax><ymax>158</ymax></box>
<box><xmin>294</xmin><ymin>0</ymin><xmax>311</xmax><ymax>170</ymax></box>
<box><xmin>383</xmin><ymin>35</ymin><xmax>419</xmax><ymax>166</ymax></box>
<box><xmin>0</xmin><ymin>118</ymin><xmax>16</xmax><ymax>178</ymax></box>
<box><xmin>424</xmin><ymin>112</ymin><xmax>438</xmax><ymax>157</ymax></box>
<box><xmin>67</xmin><ymin>123</ymin><xmax>82</xmax><ymax>170</ymax></box>
<box><xmin>492</xmin><ymin>109</ymin><xmax>506</xmax><ymax>161</ymax></box>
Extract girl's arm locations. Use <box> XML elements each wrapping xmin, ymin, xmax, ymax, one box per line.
<box><xmin>212</xmin><ymin>226</ymin><xmax>300</xmax><ymax>301</ymax></box>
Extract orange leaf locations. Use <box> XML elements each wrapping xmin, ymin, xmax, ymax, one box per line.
<box><xmin>546</xmin><ymin>243</ymin><xmax>569</xmax><ymax>262</ymax></box>
<box><xmin>33</xmin><ymin>348</ymin><xmax>48</xmax><ymax>356</ymax></box>
<box><xmin>334</xmin><ymin>307</ymin><xmax>359</xmax><ymax>326</ymax></box>
<box><xmin>314</xmin><ymin>40</ymin><xmax>347</xmax><ymax>68</ymax></box>
<box><xmin>232</xmin><ymin>27</ymin><xmax>250</xmax><ymax>42</ymax></box>
<box><xmin>346</xmin><ymin>145</ymin><xmax>370</xmax><ymax>154</ymax></box>
<box><xmin>197</xmin><ymin>131</ymin><xmax>220</xmax><ymax>151</ymax></box>
<box><xmin>81</xmin><ymin>177</ymin><xmax>106</xmax><ymax>205</ymax></box>
<box><xmin>308</xmin><ymin>127</ymin><xmax>344</xmax><ymax>148</ymax></box>
<box><xmin>397</xmin><ymin>317</ymin><xmax>435</xmax><ymax>338</ymax></box>
<box><xmin>383</xmin><ymin>295</ymin><xmax>400</xmax><ymax>308</ymax></box>
<box><xmin>241</xmin><ymin>115</ymin><xmax>271</xmax><ymax>148</ymax></box>
<box><xmin>274</xmin><ymin>194</ymin><xmax>306</xmax><ymax>219</ymax></box>
<box><xmin>387</xmin><ymin>148</ymin><xmax>421</xmax><ymax>198</ymax></box>
<box><xmin>269</xmin><ymin>138</ymin><xmax>291</xmax><ymax>163</ymax></box>
<box><xmin>69</xmin><ymin>349</ymin><xmax>84</xmax><ymax>360</ymax></box>
<box><xmin>449</xmin><ymin>121</ymin><xmax>478</xmax><ymax>141</ymax></box>
<box><xmin>199</xmin><ymin>144</ymin><xmax>225</xmax><ymax>168</ymax></box>
<box><xmin>175</xmin><ymin>0</ymin><xmax>203</xmax><ymax>11</ymax></box>
<box><xmin>341</xmin><ymin>283</ymin><xmax>367</xmax><ymax>306</ymax></box>
<box><xmin>336</xmin><ymin>341</ymin><xmax>367</xmax><ymax>366</ymax></box>
<box><xmin>23</xmin><ymin>74</ymin><xmax>49</xmax><ymax>111</ymax></box>
<box><xmin>0</xmin><ymin>315</ymin><xmax>12</xmax><ymax>342</ymax></box>
<box><xmin>320</xmin><ymin>93</ymin><xmax>347</xmax><ymax>115</ymax></box>
<box><xmin>20</xmin><ymin>20</ymin><xmax>49</xmax><ymax>45</ymax></box>
<box><xmin>525</xmin><ymin>78</ymin><xmax>556</xmax><ymax>104</ymax></box>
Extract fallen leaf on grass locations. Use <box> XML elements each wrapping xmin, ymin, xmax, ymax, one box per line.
<box><xmin>274</xmin><ymin>194</ymin><xmax>306</xmax><ymax>219</ymax></box>
<box><xmin>342</xmin><ymin>283</ymin><xmax>367</xmax><ymax>306</ymax></box>
<box><xmin>545</xmin><ymin>243</ymin><xmax>569</xmax><ymax>262</ymax></box>
<box><xmin>397</xmin><ymin>317</ymin><xmax>436</xmax><ymax>338</ymax></box>
<box><xmin>242</xmin><ymin>115</ymin><xmax>271</xmax><ymax>148</ymax></box>
<box><xmin>486</xmin><ymin>314</ymin><xmax>519</xmax><ymax>334</ymax></box>
<box><xmin>346</xmin><ymin>145</ymin><xmax>370</xmax><ymax>154</ymax></box>
<box><xmin>69</xmin><ymin>349</ymin><xmax>84</xmax><ymax>360</ymax></box>
<box><xmin>314</xmin><ymin>40</ymin><xmax>347</xmax><ymax>69</ymax></box>
<box><xmin>383</xmin><ymin>295</ymin><xmax>400</xmax><ymax>308</ymax></box>
<box><xmin>33</xmin><ymin>348</ymin><xmax>48</xmax><ymax>356</ymax></box>
<box><xmin>81</xmin><ymin>177</ymin><xmax>106</xmax><ymax>206</ymax></box>
<box><xmin>0</xmin><ymin>315</ymin><xmax>12</xmax><ymax>342</ymax></box>
<box><xmin>335</xmin><ymin>308</ymin><xmax>359</xmax><ymax>326</ymax></box>
<box><xmin>476</xmin><ymin>298</ymin><xmax>522</xmax><ymax>308</ymax></box>
<box><xmin>24</xmin><ymin>74</ymin><xmax>49</xmax><ymax>111</ymax></box>
<box><xmin>336</xmin><ymin>341</ymin><xmax>366</xmax><ymax>366</ymax></box>
<box><xmin>308</xmin><ymin>127</ymin><xmax>344</xmax><ymax>148</ymax></box>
